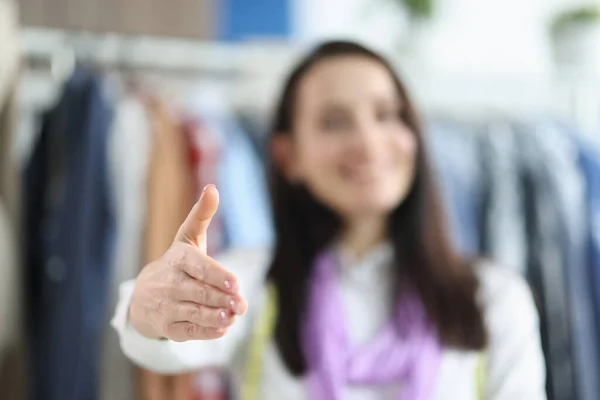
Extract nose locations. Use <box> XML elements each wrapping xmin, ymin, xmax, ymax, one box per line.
<box><xmin>348</xmin><ymin>119</ymin><xmax>381</xmax><ymax>161</ymax></box>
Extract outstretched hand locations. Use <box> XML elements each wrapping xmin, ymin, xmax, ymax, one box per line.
<box><xmin>129</xmin><ymin>185</ymin><xmax>247</xmax><ymax>341</ymax></box>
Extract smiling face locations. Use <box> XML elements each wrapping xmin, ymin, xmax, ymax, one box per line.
<box><xmin>269</xmin><ymin>45</ymin><xmax>487</xmax><ymax>365</ymax></box>
<box><xmin>278</xmin><ymin>55</ymin><xmax>418</xmax><ymax>221</ymax></box>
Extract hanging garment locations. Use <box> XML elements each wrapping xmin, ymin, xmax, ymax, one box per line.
<box><xmin>528</xmin><ymin>120</ymin><xmax>598</xmax><ymax>400</ymax></box>
<box><xmin>557</xmin><ymin>124</ymin><xmax>600</xmax><ymax>400</ymax></box>
<box><xmin>0</xmin><ymin>0</ymin><xmax>20</xmax><ymax>230</ymax></box>
<box><xmin>218</xmin><ymin>118</ymin><xmax>274</xmax><ymax>249</ymax></box>
<box><xmin>23</xmin><ymin>68</ymin><xmax>116</xmax><ymax>400</ymax></box>
<box><xmin>0</xmin><ymin>3</ymin><xmax>25</xmax><ymax>397</ymax></box>
<box><xmin>100</xmin><ymin>94</ymin><xmax>153</xmax><ymax>400</ymax></box>
<box><xmin>0</xmin><ymin>85</ymin><xmax>19</xmax><ymax>240</ymax></box>
<box><xmin>181</xmin><ymin>116</ymin><xmax>224</xmax><ymax>255</ymax></box>
<box><xmin>427</xmin><ymin>120</ymin><xmax>485</xmax><ymax>256</ymax></box>
<box><xmin>515</xmin><ymin>125</ymin><xmax>577</xmax><ymax>400</ymax></box>
<box><xmin>181</xmin><ymin>113</ymin><xmax>229</xmax><ymax>400</ymax></box>
<box><xmin>138</xmin><ymin>98</ymin><xmax>196</xmax><ymax>400</ymax></box>
<box><xmin>0</xmin><ymin>201</ymin><xmax>24</xmax><ymax>400</ymax></box>
<box><xmin>236</xmin><ymin>110</ymin><xmax>270</xmax><ymax>165</ymax></box>
<box><xmin>578</xmin><ymin>143</ymin><xmax>600</xmax><ymax>363</ymax></box>
<box><xmin>0</xmin><ymin>0</ymin><xmax>18</xmax><ymax>108</ymax></box>
<box><xmin>478</xmin><ymin>122</ymin><xmax>528</xmax><ymax>273</ymax></box>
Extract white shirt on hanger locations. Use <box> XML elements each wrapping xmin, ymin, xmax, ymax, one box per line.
<box><xmin>102</xmin><ymin>94</ymin><xmax>153</xmax><ymax>400</ymax></box>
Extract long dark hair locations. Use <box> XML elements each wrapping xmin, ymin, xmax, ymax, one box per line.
<box><xmin>267</xmin><ymin>40</ymin><xmax>487</xmax><ymax>376</ymax></box>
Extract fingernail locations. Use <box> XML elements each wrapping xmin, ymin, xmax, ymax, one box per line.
<box><xmin>219</xmin><ymin>310</ymin><xmax>230</xmax><ymax>325</ymax></box>
<box><xmin>224</xmin><ymin>280</ymin><xmax>238</xmax><ymax>293</ymax></box>
<box><xmin>202</xmin><ymin>184</ymin><xmax>215</xmax><ymax>194</ymax></box>
<box><xmin>230</xmin><ymin>299</ymin><xmax>244</xmax><ymax>315</ymax></box>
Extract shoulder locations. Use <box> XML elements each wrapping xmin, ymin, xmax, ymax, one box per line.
<box><xmin>475</xmin><ymin>260</ymin><xmax>534</xmax><ymax>305</ymax></box>
<box><xmin>475</xmin><ymin>260</ymin><xmax>537</xmax><ymax>314</ymax></box>
<box><xmin>474</xmin><ymin>260</ymin><xmax>539</xmax><ymax>329</ymax></box>
<box><xmin>471</xmin><ymin>262</ymin><xmax>547</xmax><ymax>398</ymax></box>
<box><xmin>477</xmin><ymin>261</ymin><xmax>541</xmax><ymax>364</ymax></box>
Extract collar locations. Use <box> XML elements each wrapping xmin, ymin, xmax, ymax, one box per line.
<box><xmin>334</xmin><ymin>241</ymin><xmax>394</xmax><ymax>273</ymax></box>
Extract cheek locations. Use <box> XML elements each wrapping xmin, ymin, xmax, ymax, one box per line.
<box><xmin>291</xmin><ymin>129</ymin><xmax>419</xmax><ymax>216</ymax></box>
<box><xmin>392</xmin><ymin>129</ymin><xmax>418</xmax><ymax>167</ymax></box>
<box><xmin>383</xmin><ymin>131</ymin><xmax>418</xmax><ymax>200</ymax></box>
<box><xmin>297</xmin><ymin>137</ymin><xmax>343</xmax><ymax>176</ymax></box>
<box><xmin>394</xmin><ymin>125</ymin><xmax>417</xmax><ymax>153</ymax></box>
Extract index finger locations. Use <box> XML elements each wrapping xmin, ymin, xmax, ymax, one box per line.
<box><xmin>176</xmin><ymin>245</ymin><xmax>240</xmax><ymax>294</ymax></box>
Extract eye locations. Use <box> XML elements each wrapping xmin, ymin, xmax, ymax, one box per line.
<box><xmin>376</xmin><ymin>108</ymin><xmax>402</xmax><ymax>123</ymax></box>
<box><xmin>321</xmin><ymin>113</ymin><xmax>351</xmax><ymax>132</ymax></box>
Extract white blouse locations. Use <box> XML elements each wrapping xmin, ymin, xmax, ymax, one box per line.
<box><xmin>112</xmin><ymin>244</ymin><xmax>547</xmax><ymax>400</ymax></box>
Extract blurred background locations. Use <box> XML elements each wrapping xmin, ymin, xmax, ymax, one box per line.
<box><xmin>1</xmin><ymin>0</ymin><xmax>600</xmax><ymax>399</ymax></box>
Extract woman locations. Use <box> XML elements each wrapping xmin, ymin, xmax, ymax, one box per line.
<box><xmin>113</xmin><ymin>41</ymin><xmax>546</xmax><ymax>399</ymax></box>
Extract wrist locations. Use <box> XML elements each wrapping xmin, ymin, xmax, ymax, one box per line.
<box><xmin>128</xmin><ymin>301</ymin><xmax>162</xmax><ymax>340</ymax></box>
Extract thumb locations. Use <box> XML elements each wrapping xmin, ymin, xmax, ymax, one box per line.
<box><xmin>175</xmin><ymin>184</ymin><xmax>219</xmax><ymax>252</ymax></box>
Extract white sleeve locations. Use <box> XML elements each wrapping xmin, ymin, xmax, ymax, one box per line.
<box><xmin>111</xmin><ymin>247</ymin><xmax>271</xmax><ymax>374</ymax></box>
<box><xmin>481</xmin><ymin>265</ymin><xmax>547</xmax><ymax>400</ymax></box>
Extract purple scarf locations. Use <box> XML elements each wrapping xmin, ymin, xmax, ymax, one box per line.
<box><xmin>302</xmin><ymin>251</ymin><xmax>442</xmax><ymax>400</ymax></box>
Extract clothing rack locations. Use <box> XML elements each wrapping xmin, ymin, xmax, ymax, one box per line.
<box><xmin>19</xmin><ymin>27</ymin><xmax>600</xmax><ymax>134</ymax></box>
<box><xmin>19</xmin><ymin>27</ymin><xmax>304</xmax><ymax>114</ymax></box>
<box><xmin>20</xmin><ymin>28</ymin><xmax>263</xmax><ymax>79</ymax></box>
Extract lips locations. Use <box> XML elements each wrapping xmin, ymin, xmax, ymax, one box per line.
<box><xmin>339</xmin><ymin>166</ymin><xmax>383</xmax><ymax>184</ymax></box>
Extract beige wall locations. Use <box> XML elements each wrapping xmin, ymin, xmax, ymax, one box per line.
<box><xmin>16</xmin><ymin>0</ymin><xmax>217</xmax><ymax>39</ymax></box>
